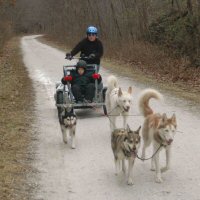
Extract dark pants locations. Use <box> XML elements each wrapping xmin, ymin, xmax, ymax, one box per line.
<box><xmin>71</xmin><ymin>83</ymin><xmax>95</xmax><ymax>102</ymax></box>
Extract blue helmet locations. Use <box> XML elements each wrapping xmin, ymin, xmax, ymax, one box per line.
<box><xmin>86</xmin><ymin>26</ymin><xmax>98</xmax><ymax>34</ymax></box>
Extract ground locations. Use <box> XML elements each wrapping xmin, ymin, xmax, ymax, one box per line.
<box><xmin>0</xmin><ymin>35</ymin><xmax>200</xmax><ymax>199</ymax></box>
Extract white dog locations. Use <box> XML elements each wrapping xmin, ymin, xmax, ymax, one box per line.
<box><xmin>139</xmin><ymin>89</ymin><xmax>177</xmax><ymax>183</ymax></box>
<box><xmin>106</xmin><ymin>75</ymin><xmax>132</xmax><ymax>132</ymax></box>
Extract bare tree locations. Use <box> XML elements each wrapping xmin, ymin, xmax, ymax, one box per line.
<box><xmin>186</xmin><ymin>0</ymin><xmax>193</xmax><ymax>14</ymax></box>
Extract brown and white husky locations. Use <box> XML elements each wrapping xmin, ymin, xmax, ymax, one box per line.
<box><xmin>111</xmin><ymin>125</ymin><xmax>141</xmax><ymax>185</ymax></box>
<box><xmin>139</xmin><ymin>89</ymin><xmax>177</xmax><ymax>183</ymax></box>
<box><xmin>59</xmin><ymin>107</ymin><xmax>77</xmax><ymax>149</ymax></box>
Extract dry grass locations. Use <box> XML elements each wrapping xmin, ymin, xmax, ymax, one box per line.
<box><xmin>0</xmin><ymin>37</ymin><xmax>37</xmax><ymax>200</ymax></box>
<box><xmin>0</xmin><ymin>21</ymin><xmax>13</xmax><ymax>54</ymax></box>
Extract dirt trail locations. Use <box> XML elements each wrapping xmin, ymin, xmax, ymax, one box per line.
<box><xmin>21</xmin><ymin>35</ymin><xmax>200</xmax><ymax>200</ymax></box>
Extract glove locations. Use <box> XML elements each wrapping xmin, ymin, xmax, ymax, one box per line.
<box><xmin>63</xmin><ymin>75</ymin><xmax>73</xmax><ymax>82</ymax></box>
<box><xmin>89</xmin><ymin>53</ymin><xmax>96</xmax><ymax>59</ymax></box>
<box><xmin>65</xmin><ymin>53</ymin><xmax>72</xmax><ymax>60</ymax></box>
<box><xmin>92</xmin><ymin>73</ymin><xmax>100</xmax><ymax>79</ymax></box>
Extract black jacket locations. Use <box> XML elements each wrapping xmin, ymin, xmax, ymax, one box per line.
<box><xmin>70</xmin><ymin>38</ymin><xmax>103</xmax><ymax>65</ymax></box>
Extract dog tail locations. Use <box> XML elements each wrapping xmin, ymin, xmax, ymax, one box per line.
<box><xmin>139</xmin><ymin>89</ymin><xmax>162</xmax><ymax>117</ymax></box>
<box><xmin>107</xmin><ymin>75</ymin><xmax>118</xmax><ymax>92</ymax></box>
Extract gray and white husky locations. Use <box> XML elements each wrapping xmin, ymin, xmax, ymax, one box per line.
<box><xmin>111</xmin><ymin>125</ymin><xmax>141</xmax><ymax>185</ymax></box>
<box><xmin>59</xmin><ymin>107</ymin><xmax>77</xmax><ymax>149</ymax></box>
<box><xmin>106</xmin><ymin>75</ymin><xmax>133</xmax><ymax>132</ymax></box>
<box><xmin>139</xmin><ymin>89</ymin><xmax>177</xmax><ymax>183</ymax></box>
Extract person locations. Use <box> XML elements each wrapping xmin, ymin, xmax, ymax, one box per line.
<box><xmin>61</xmin><ymin>60</ymin><xmax>102</xmax><ymax>103</ymax></box>
<box><xmin>65</xmin><ymin>26</ymin><xmax>103</xmax><ymax>67</ymax></box>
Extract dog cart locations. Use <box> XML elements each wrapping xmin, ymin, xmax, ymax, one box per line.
<box><xmin>54</xmin><ymin>62</ymin><xmax>107</xmax><ymax>116</ymax></box>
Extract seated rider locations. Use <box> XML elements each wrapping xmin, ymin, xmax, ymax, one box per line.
<box><xmin>65</xmin><ymin>26</ymin><xmax>103</xmax><ymax>69</ymax></box>
<box><xmin>61</xmin><ymin>60</ymin><xmax>102</xmax><ymax>103</ymax></box>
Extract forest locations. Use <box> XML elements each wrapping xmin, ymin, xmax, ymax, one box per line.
<box><xmin>1</xmin><ymin>0</ymin><xmax>200</xmax><ymax>74</ymax></box>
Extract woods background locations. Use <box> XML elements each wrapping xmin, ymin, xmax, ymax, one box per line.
<box><xmin>1</xmin><ymin>0</ymin><xmax>200</xmax><ymax>68</ymax></box>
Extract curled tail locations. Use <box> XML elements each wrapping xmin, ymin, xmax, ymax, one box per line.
<box><xmin>139</xmin><ymin>89</ymin><xmax>162</xmax><ymax>117</ymax></box>
<box><xmin>106</xmin><ymin>75</ymin><xmax>118</xmax><ymax>93</ymax></box>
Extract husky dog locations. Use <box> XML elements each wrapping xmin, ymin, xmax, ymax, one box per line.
<box><xmin>106</xmin><ymin>75</ymin><xmax>132</xmax><ymax>132</ymax></box>
<box><xmin>59</xmin><ymin>107</ymin><xmax>77</xmax><ymax>149</ymax></box>
<box><xmin>139</xmin><ymin>89</ymin><xmax>177</xmax><ymax>183</ymax></box>
<box><xmin>111</xmin><ymin>125</ymin><xmax>141</xmax><ymax>185</ymax></box>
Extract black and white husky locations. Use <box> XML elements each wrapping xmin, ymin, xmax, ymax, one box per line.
<box><xmin>59</xmin><ymin>107</ymin><xmax>77</xmax><ymax>149</ymax></box>
<box><xmin>111</xmin><ymin>125</ymin><xmax>141</xmax><ymax>185</ymax></box>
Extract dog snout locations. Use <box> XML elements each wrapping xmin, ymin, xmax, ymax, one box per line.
<box><xmin>167</xmin><ymin>139</ymin><xmax>173</xmax><ymax>145</ymax></box>
<box><xmin>125</xmin><ymin>106</ymin><xmax>130</xmax><ymax>111</ymax></box>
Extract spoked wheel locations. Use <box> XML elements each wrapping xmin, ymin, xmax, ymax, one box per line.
<box><xmin>57</xmin><ymin>91</ymin><xmax>64</xmax><ymax>104</ymax></box>
<box><xmin>102</xmin><ymin>87</ymin><xmax>107</xmax><ymax>115</ymax></box>
<box><xmin>57</xmin><ymin>92</ymin><xmax>64</xmax><ymax>120</ymax></box>
<box><xmin>103</xmin><ymin>105</ymin><xmax>107</xmax><ymax>115</ymax></box>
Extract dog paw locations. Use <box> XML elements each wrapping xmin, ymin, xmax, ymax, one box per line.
<box><xmin>63</xmin><ymin>139</ymin><xmax>68</xmax><ymax>144</ymax></box>
<box><xmin>71</xmin><ymin>144</ymin><xmax>76</xmax><ymax>149</ymax></box>
<box><xmin>115</xmin><ymin>168</ymin><xmax>120</xmax><ymax>175</ymax></box>
<box><xmin>151</xmin><ymin>167</ymin><xmax>156</xmax><ymax>171</ymax></box>
<box><xmin>115</xmin><ymin>169</ymin><xmax>120</xmax><ymax>176</ymax></box>
<box><xmin>161</xmin><ymin>167</ymin><xmax>169</xmax><ymax>173</ymax></box>
<box><xmin>155</xmin><ymin>176</ymin><xmax>163</xmax><ymax>183</ymax></box>
<box><xmin>122</xmin><ymin>167</ymin><xmax>126</xmax><ymax>174</ymax></box>
<box><xmin>127</xmin><ymin>178</ymin><xmax>134</xmax><ymax>185</ymax></box>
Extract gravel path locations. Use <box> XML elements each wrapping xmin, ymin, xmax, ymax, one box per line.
<box><xmin>21</xmin><ymin>35</ymin><xmax>200</xmax><ymax>200</ymax></box>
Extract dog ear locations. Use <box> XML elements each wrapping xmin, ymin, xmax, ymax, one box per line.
<box><xmin>162</xmin><ymin>113</ymin><xmax>167</xmax><ymax>122</ymax></box>
<box><xmin>118</xmin><ymin>88</ymin><xmax>122</xmax><ymax>97</ymax></box>
<box><xmin>171</xmin><ymin>113</ymin><xmax>177</xmax><ymax>125</ymax></box>
<box><xmin>135</xmin><ymin>126</ymin><xmax>141</xmax><ymax>134</ymax></box>
<box><xmin>70</xmin><ymin>107</ymin><xmax>74</xmax><ymax>114</ymax></box>
<box><xmin>158</xmin><ymin>113</ymin><xmax>167</xmax><ymax>127</ymax></box>
<box><xmin>126</xmin><ymin>124</ymin><xmax>131</xmax><ymax>132</ymax></box>
<box><xmin>128</xmin><ymin>86</ymin><xmax>132</xmax><ymax>94</ymax></box>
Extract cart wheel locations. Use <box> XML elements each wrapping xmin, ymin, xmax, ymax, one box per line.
<box><xmin>102</xmin><ymin>87</ymin><xmax>107</xmax><ymax>101</ymax></box>
<box><xmin>57</xmin><ymin>91</ymin><xmax>64</xmax><ymax>104</ymax></box>
<box><xmin>103</xmin><ymin>105</ymin><xmax>107</xmax><ymax>115</ymax></box>
<box><xmin>57</xmin><ymin>92</ymin><xmax>64</xmax><ymax>117</ymax></box>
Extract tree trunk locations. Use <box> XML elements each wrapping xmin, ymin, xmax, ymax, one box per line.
<box><xmin>186</xmin><ymin>0</ymin><xmax>193</xmax><ymax>15</ymax></box>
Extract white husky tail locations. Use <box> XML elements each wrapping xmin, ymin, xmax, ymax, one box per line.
<box><xmin>139</xmin><ymin>89</ymin><xmax>163</xmax><ymax>117</ymax></box>
<box><xmin>107</xmin><ymin>75</ymin><xmax>118</xmax><ymax>93</ymax></box>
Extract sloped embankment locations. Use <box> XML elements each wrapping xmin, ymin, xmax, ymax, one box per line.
<box><xmin>0</xmin><ymin>37</ymin><xmax>36</xmax><ymax>200</ymax></box>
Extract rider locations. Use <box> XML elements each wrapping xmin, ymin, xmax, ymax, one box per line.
<box><xmin>65</xmin><ymin>26</ymin><xmax>103</xmax><ymax>69</ymax></box>
<box><xmin>61</xmin><ymin>60</ymin><xmax>102</xmax><ymax>103</ymax></box>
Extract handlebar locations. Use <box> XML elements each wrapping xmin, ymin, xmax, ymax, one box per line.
<box><xmin>65</xmin><ymin>56</ymin><xmax>90</xmax><ymax>60</ymax></box>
